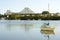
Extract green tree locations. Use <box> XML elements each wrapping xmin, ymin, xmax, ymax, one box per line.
<box><xmin>42</xmin><ymin>11</ymin><xmax>49</xmax><ymax>14</ymax></box>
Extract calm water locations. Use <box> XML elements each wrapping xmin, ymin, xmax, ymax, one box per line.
<box><xmin>0</xmin><ymin>20</ymin><xmax>60</xmax><ymax>40</ymax></box>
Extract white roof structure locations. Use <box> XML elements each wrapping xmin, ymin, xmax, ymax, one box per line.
<box><xmin>20</xmin><ymin>7</ymin><xmax>34</xmax><ymax>14</ymax></box>
<box><xmin>5</xmin><ymin>10</ymin><xmax>12</xmax><ymax>15</ymax></box>
<box><xmin>5</xmin><ymin>7</ymin><xmax>34</xmax><ymax>15</ymax></box>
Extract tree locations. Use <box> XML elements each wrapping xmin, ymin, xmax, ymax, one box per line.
<box><xmin>42</xmin><ymin>11</ymin><xmax>49</xmax><ymax>14</ymax></box>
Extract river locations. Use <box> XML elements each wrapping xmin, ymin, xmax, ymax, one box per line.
<box><xmin>0</xmin><ymin>20</ymin><xmax>60</xmax><ymax>40</ymax></box>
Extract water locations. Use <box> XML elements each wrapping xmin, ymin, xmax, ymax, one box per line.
<box><xmin>0</xmin><ymin>20</ymin><xmax>60</xmax><ymax>40</ymax></box>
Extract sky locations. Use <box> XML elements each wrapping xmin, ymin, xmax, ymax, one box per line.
<box><xmin>0</xmin><ymin>0</ymin><xmax>60</xmax><ymax>14</ymax></box>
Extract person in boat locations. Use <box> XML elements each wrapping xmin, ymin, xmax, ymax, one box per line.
<box><xmin>44</xmin><ymin>22</ymin><xmax>49</xmax><ymax>25</ymax></box>
<box><xmin>43</xmin><ymin>22</ymin><xmax>49</xmax><ymax>27</ymax></box>
<box><xmin>46</xmin><ymin>22</ymin><xmax>49</xmax><ymax>25</ymax></box>
<box><xmin>41</xmin><ymin>22</ymin><xmax>49</xmax><ymax>28</ymax></box>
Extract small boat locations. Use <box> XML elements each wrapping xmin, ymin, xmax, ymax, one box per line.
<box><xmin>40</xmin><ymin>30</ymin><xmax>55</xmax><ymax>34</ymax></box>
<box><xmin>41</xmin><ymin>22</ymin><xmax>55</xmax><ymax>31</ymax></box>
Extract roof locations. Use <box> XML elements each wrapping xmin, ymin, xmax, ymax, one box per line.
<box><xmin>20</xmin><ymin>7</ymin><xmax>34</xmax><ymax>14</ymax></box>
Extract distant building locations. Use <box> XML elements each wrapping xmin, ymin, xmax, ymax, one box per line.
<box><xmin>20</xmin><ymin>7</ymin><xmax>34</xmax><ymax>14</ymax></box>
<box><xmin>4</xmin><ymin>7</ymin><xmax>60</xmax><ymax>20</ymax></box>
<box><xmin>5</xmin><ymin>7</ymin><xmax>35</xmax><ymax>15</ymax></box>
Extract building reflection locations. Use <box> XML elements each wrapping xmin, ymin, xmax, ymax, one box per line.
<box><xmin>6</xmin><ymin>23</ymin><xmax>13</xmax><ymax>30</ymax></box>
<box><xmin>6</xmin><ymin>22</ymin><xmax>33</xmax><ymax>31</ymax></box>
<box><xmin>40</xmin><ymin>30</ymin><xmax>55</xmax><ymax>40</ymax></box>
<box><xmin>20</xmin><ymin>24</ymin><xmax>33</xmax><ymax>32</ymax></box>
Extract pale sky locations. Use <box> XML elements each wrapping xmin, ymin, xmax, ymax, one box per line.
<box><xmin>0</xmin><ymin>0</ymin><xmax>60</xmax><ymax>14</ymax></box>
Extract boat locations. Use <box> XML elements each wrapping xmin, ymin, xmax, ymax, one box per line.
<box><xmin>40</xmin><ymin>29</ymin><xmax>55</xmax><ymax>34</ymax></box>
<box><xmin>41</xmin><ymin>22</ymin><xmax>55</xmax><ymax>31</ymax></box>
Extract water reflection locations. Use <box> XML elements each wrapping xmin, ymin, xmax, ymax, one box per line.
<box><xmin>6</xmin><ymin>23</ymin><xmax>12</xmax><ymax>30</ymax></box>
<box><xmin>40</xmin><ymin>30</ymin><xmax>55</xmax><ymax>34</ymax></box>
<box><xmin>20</xmin><ymin>24</ymin><xmax>33</xmax><ymax>32</ymax></box>
<box><xmin>0</xmin><ymin>20</ymin><xmax>60</xmax><ymax>40</ymax></box>
<box><xmin>40</xmin><ymin>30</ymin><xmax>55</xmax><ymax>40</ymax></box>
<box><xmin>6</xmin><ymin>22</ymin><xmax>33</xmax><ymax>32</ymax></box>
